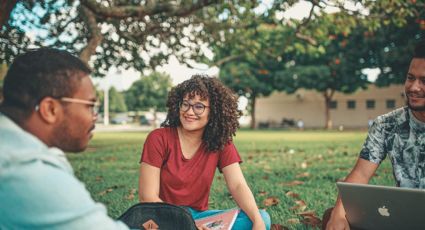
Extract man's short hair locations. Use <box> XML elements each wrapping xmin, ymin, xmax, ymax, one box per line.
<box><xmin>2</xmin><ymin>48</ymin><xmax>91</xmax><ymax>113</ymax></box>
<box><xmin>413</xmin><ymin>40</ymin><xmax>425</xmax><ymax>59</ymax></box>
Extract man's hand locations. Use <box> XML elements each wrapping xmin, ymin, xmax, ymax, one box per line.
<box><xmin>326</xmin><ymin>210</ymin><xmax>350</xmax><ymax>230</ymax></box>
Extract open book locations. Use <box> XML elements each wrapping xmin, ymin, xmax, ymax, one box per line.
<box><xmin>195</xmin><ymin>208</ymin><xmax>239</xmax><ymax>230</ymax></box>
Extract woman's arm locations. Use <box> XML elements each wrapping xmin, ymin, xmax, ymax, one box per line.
<box><xmin>222</xmin><ymin>163</ymin><xmax>265</xmax><ymax>230</ymax></box>
<box><xmin>138</xmin><ymin>162</ymin><xmax>163</xmax><ymax>202</ymax></box>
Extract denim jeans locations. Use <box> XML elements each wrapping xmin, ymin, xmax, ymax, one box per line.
<box><xmin>187</xmin><ymin>207</ymin><xmax>271</xmax><ymax>230</ymax></box>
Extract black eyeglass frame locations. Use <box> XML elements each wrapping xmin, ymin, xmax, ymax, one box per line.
<box><xmin>179</xmin><ymin>100</ymin><xmax>210</xmax><ymax>115</ymax></box>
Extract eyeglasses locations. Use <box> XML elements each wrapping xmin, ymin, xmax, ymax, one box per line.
<box><xmin>60</xmin><ymin>97</ymin><xmax>100</xmax><ymax>115</ymax></box>
<box><xmin>179</xmin><ymin>100</ymin><xmax>210</xmax><ymax>115</ymax></box>
<box><xmin>35</xmin><ymin>97</ymin><xmax>100</xmax><ymax>115</ymax></box>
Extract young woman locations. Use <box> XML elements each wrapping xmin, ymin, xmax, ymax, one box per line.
<box><xmin>138</xmin><ymin>75</ymin><xmax>271</xmax><ymax>230</ymax></box>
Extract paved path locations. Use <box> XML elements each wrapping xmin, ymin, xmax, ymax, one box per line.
<box><xmin>94</xmin><ymin>124</ymin><xmax>153</xmax><ymax>132</ymax></box>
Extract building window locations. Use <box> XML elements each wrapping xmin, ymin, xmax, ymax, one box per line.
<box><xmin>329</xmin><ymin>100</ymin><xmax>337</xmax><ymax>109</ymax></box>
<box><xmin>386</xmin><ymin>99</ymin><xmax>396</xmax><ymax>109</ymax></box>
<box><xmin>366</xmin><ymin>100</ymin><xmax>375</xmax><ymax>109</ymax></box>
<box><xmin>347</xmin><ymin>100</ymin><xmax>356</xmax><ymax>109</ymax></box>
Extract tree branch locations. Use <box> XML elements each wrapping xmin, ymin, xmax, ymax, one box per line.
<box><xmin>295</xmin><ymin>32</ymin><xmax>317</xmax><ymax>46</ymax></box>
<box><xmin>214</xmin><ymin>54</ymin><xmax>243</xmax><ymax>66</ymax></box>
<box><xmin>79</xmin><ymin>6</ymin><xmax>103</xmax><ymax>64</ymax></box>
<box><xmin>80</xmin><ymin>0</ymin><xmax>218</xmax><ymax>19</ymax></box>
<box><xmin>293</xmin><ymin>0</ymin><xmax>318</xmax><ymax>46</ymax></box>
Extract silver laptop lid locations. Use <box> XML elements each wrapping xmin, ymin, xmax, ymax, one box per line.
<box><xmin>337</xmin><ymin>182</ymin><xmax>425</xmax><ymax>230</ymax></box>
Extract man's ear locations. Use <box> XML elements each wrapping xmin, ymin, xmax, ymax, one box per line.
<box><xmin>36</xmin><ymin>97</ymin><xmax>62</xmax><ymax>124</ymax></box>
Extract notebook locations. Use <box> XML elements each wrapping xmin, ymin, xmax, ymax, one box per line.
<box><xmin>337</xmin><ymin>182</ymin><xmax>425</xmax><ymax>230</ymax></box>
<box><xmin>195</xmin><ymin>208</ymin><xmax>239</xmax><ymax>230</ymax></box>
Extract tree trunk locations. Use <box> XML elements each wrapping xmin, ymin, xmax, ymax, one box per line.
<box><xmin>0</xmin><ymin>0</ymin><xmax>17</xmax><ymax>29</ymax></box>
<box><xmin>250</xmin><ymin>95</ymin><xmax>256</xmax><ymax>129</ymax></box>
<box><xmin>324</xmin><ymin>95</ymin><xmax>331</xmax><ymax>130</ymax></box>
<box><xmin>79</xmin><ymin>6</ymin><xmax>103</xmax><ymax>64</ymax></box>
<box><xmin>152</xmin><ymin>109</ymin><xmax>158</xmax><ymax>129</ymax></box>
<box><xmin>103</xmin><ymin>87</ymin><xmax>109</xmax><ymax>125</ymax></box>
<box><xmin>323</xmin><ymin>89</ymin><xmax>335</xmax><ymax>130</ymax></box>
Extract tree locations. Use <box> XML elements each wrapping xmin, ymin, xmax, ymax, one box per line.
<box><xmin>274</xmin><ymin>7</ymin><xmax>424</xmax><ymax>129</ymax></box>
<box><xmin>356</xmin><ymin>17</ymin><xmax>424</xmax><ymax>86</ymax></box>
<box><xmin>219</xmin><ymin>62</ymin><xmax>275</xmax><ymax>129</ymax></box>
<box><xmin>108</xmin><ymin>87</ymin><xmax>127</xmax><ymax>113</ymax></box>
<box><xmin>212</xmin><ymin>0</ymin><xmax>424</xmax><ymax>129</ymax></box>
<box><xmin>125</xmin><ymin>72</ymin><xmax>172</xmax><ymax>127</ymax></box>
<box><xmin>274</xmin><ymin>25</ymin><xmax>372</xmax><ymax>129</ymax></box>
<box><xmin>205</xmin><ymin>1</ymin><xmax>363</xmax><ymax>129</ymax></box>
<box><xmin>1</xmin><ymin>1</ymin><xmax>265</xmax><ymax>76</ymax></box>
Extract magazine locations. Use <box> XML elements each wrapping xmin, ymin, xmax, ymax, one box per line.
<box><xmin>195</xmin><ymin>208</ymin><xmax>239</xmax><ymax>230</ymax></box>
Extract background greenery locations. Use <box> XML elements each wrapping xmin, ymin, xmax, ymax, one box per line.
<box><xmin>68</xmin><ymin>130</ymin><xmax>393</xmax><ymax>229</ymax></box>
<box><xmin>1</xmin><ymin>1</ymin><xmax>423</xmax><ymax>130</ymax></box>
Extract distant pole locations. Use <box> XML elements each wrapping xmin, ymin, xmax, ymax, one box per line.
<box><xmin>104</xmin><ymin>87</ymin><xmax>109</xmax><ymax>125</ymax></box>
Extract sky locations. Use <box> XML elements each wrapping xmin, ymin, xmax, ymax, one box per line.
<box><xmin>92</xmin><ymin>56</ymin><xmax>219</xmax><ymax>91</ymax></box>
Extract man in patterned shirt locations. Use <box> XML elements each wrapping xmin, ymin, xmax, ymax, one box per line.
<box><xmin>324</xmin><ymin>40</ymin><xmax>425</xmax><ymax>230</ymax></box>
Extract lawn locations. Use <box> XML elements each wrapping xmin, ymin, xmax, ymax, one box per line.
<box><xmin>68</xmin><ymin>130</ymin><xmax>394</xmax><ymax>229</ymax></box>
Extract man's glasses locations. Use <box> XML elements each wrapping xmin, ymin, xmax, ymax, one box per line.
<box><xmin>179</xmin><ymin>100</ymin><xmax>209</xmax><ymax>115</ymax></box>
<box><xmin>60</xmin><ymin>97</ymin><xmax>100</xmax><ymax>115</ymax></box>
<box><xmin>36</xmin><ymin>97</ymin><xmax>100</xmax><ymax>116</ymax></box>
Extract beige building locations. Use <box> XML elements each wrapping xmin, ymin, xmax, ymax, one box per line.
<box><xmin>255</xmin><ymin>84</ymin><xmax>406</xmax><ymax>129</ymax></box>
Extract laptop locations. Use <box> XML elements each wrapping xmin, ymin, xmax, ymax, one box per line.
<box><xmin>337</xmin><ymin>182</ymin><xmax>425</xmax><ymax>230</ymax></box>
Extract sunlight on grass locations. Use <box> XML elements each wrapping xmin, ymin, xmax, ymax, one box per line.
<box><xmin>68</xmin><ymin>130</ymin><xmax>394</xmax><ymax>229</ymax></box>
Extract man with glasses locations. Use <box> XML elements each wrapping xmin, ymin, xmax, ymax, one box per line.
<box><xmin>0</xmin><ymin>48</ymin><xmax>128</xmax><ymax>229</ymax></box>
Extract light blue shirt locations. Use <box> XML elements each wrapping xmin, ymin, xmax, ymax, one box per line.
<box><xmin>0</xmin><ymin>112</ymin><xmax>129</xmax><ymax>229</ymax></box>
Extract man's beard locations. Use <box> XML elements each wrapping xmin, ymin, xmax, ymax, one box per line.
<box><xmin>406</xmin><ymin>95</ymin><xmax>425</xmax><ymax>111</ymax></box>
<box><xmin>52</xmin><ymin>118</ymin><xmax>86</xmax><ymax>152</ymax></box>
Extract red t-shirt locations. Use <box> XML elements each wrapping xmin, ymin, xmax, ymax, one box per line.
<box><xmin>140</xmin><ymin>127</ymin><xmax>242</xmax><ymax>211</ymax></box>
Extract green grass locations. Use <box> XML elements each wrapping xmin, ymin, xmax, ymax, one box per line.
<box><xmin>68</xmin><ymin>130</ymin><xmax>394</xmax><ymax>229</ymax></box>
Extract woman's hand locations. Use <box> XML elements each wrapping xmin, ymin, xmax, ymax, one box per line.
<box><xmin>252</xmin><ymin>220</ymin><xmax>266</xmax><ymax>230</ymax></box>
<box><xmin>222</xmin><ymin>163</ymin><xmax>267</xmax><ymax>230</ymax></box>
<box><xmin>196</xmin><ymin>225</ymin><xmax>211</xmax><ymax>230</ymax></box>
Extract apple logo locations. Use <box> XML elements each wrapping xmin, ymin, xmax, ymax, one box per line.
<box><xmin>378</xmin><ymin>206</ymin><xmax>390</xmax><ymax>217</ymax></box>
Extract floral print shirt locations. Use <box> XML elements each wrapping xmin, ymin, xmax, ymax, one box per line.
<box><xmin>360</xmin><ymin>107</ymin><xmax>425</xmax><ymax>188</ymax></box>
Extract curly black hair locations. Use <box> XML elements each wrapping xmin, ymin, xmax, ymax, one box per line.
<box><xmin>161</xmin><ymin>74</ymin><xmax>242</xmax><ymax>152</ymax></box>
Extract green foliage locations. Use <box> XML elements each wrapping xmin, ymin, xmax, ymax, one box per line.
<box><xmin>356</xmin><ymin>17</ymin><xmax>424</xmax><ymax>86</ymax></box>
<box><xmin>109</xmin><ymin>87</ymin><xmax>127</xmax><ymax>113</ymax></box>
<box><xmin>96</xmin><ymin>87</ymin><xmax>127</xmax><ymax>113</ymax></box>
<box><xmin>214</xmin><ymin>3</ymin><xmax>423</xmax><ymax>128</ymax></box>
<box><xmin>68</xmin><ymin>130</ymin><xmax>394</xmax><ymax>228</ymax></box>
<box><xmin>1</xmin><ymin>1</ymin><xmax>241</xmax><ymax>75</ymax></box>
<box><xmin>3</xmin><ymin>0</ymin><xmax>423</xmax><ymax>78</ymax></box>
<box><xmin>219</xmin><ymin>62</ymin><xmax>275</xmax><ymax>99</ymax></box>
<box><xmin>125</xmin><ymin>72</ymin><xmax>172</xmax><ymax>112</ymax></box>
<box><xmin>276</xmin><ymin>27</ymin><xmax>370</xmax><ymax>94</ymax></box>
